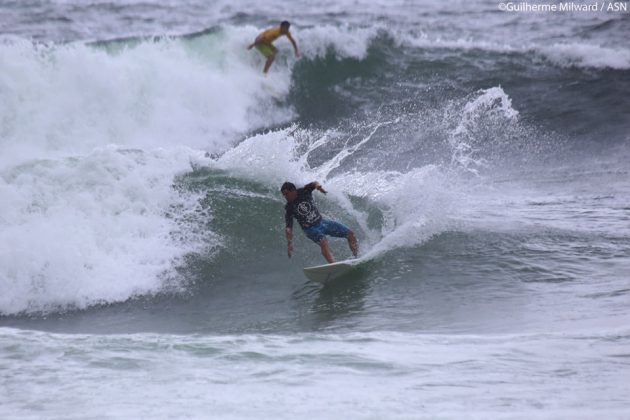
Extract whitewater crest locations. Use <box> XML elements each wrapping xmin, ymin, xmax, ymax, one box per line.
<box><xmin>0</xmin><ymin>33</ymin><xmax>294</xmax><ymax>163</ymax></box>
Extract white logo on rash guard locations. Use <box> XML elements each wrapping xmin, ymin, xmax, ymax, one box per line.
<box><xmin>297</xmin><ymin>202</ymin><xmax>318</xmax><ymax>223</ymax></box>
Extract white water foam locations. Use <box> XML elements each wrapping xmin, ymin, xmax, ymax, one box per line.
<box><xmin>0</xmin><ymin>23</ymin><xmax>394</xmax><ymax>314</ymax></box>
<box><xmin>0</xmin><ymin>28</ymin><xmax>526</xmax><ymax>315</ymax></box>
<box><xmin>0</xmin><ymin>147</ymin><xmax>215</xmax><ymax>315</ymax></box>
<box><xmin>399</xmin><ymin>31</ymin><xmax>630</xmax><ymax>70</ymax></box>
<box><xmin>0</xmin><ymin>33</ymin><xmax>293</xmax><ymax>165</ymax></box>
<box><xmin>331</xmin><ymin>166</ymin><xmax>458</xmax><ymax>259</ymax></box>
<box><xmin>537</xmin><ymin>42</ymin><xmax>630</xmax><ymax>70</ymax></box>
<box><xmin>298</xmin><ymin>25</ymin><xmax>380</xmax><ymax>60</ymax></box>
<box><xmin>0</xmin><ymin>31</ymin><xmax>296</xmax><ymax>314</ymax></box>
<box><xmin>2</xmin><ymin>326</ymin><xmax>629</xmax><ymax>419</ymax></box>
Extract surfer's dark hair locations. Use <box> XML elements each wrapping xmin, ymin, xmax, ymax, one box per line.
<box><xmin>280</xmin><ymin>182</ymin><xmax>296</xmax><ymax>192</ymax></box>
<box><xmin>280</xmin><ymin>21</ymin><xmax>290</xmax><ymax>28</ymax></box>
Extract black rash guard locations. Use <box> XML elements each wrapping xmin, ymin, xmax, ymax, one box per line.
<box><xmin>284</xmin><ymin>185</ymin><xmax>323</xmax><ymax>229</ymax></box>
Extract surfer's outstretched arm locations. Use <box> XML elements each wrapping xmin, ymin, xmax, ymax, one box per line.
<box><xmin>286</xmin><ymin>227</ymin><xmax>293</xmax><ymax>258</ymax></box>
<box><xmin>286</xmin><ymin>33</ymin><xmax>300</xmax><ymax>57</ymax></box>
<box><xmin>304</xmin><ymin>181</ymin><xmax>327</xmax><ymax>194</ymax></box>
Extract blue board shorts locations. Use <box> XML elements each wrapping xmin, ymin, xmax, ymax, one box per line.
<box><xmin>303</xmin><ymin>219</ymin><xmax>350</xmax><ymax>244</ymax></box>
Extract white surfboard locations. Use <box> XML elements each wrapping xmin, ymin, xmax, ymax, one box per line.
<box><xmin>303</xmin><ymin>259</ymin><xmax>360</xmax><ymax>283</ymax></box>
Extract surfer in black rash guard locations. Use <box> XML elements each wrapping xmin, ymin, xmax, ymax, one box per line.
<box><xmin>281</xmin><ymin>181</ymin><xmax>358</xmax><ymax>264</ymax></box>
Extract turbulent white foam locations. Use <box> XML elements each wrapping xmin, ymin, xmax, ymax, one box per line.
<box><xmin>0</xmin><ymin>147</ymin><xmax>214</xmax><ymax>315</ymax></box>
<box><xmin>215</xmin><ymin>127</ymin><xmax>307</xmax><ymax>184</ymax></box>
<box><xmin>449</xmin><ymin>87</ymin><xmax>518</xmax><ymax>169</ymax></box>
<box><xmin>399</xmin><ymin>31</ymin><xmax>630</xmax><ymax>70</ymax></box>
<box><xmin>458</xmin><ymin>87</ymin><xmax>519</xmax><ymax>124</ymax></box>
<box><xmin>0</xmin><ymin>31</ymin><xmax>296</xmax><ymax>314</ymax></box>
<box><xmin>1</xmin><ymin>22</ymin><xmax>382</xmax><ymax>314</ymax></box>
<box><xmin>0</xmin><ymin>25</ymin><xmax>577</xmax><ymax>315</ymax></box>
<box><xmin>399</xmin><ymin>31</ymin><xmax>517</xmax><ymax>54</ymax></box>
<box><xmin>536</xmin><ymin>42</ymin><xmax>630</xmax><ymax>70</ymax></box>
<box><xmin>2</xmin><ymin>327</ymin><xmax>629</xmax><ymax>419</ymax></box>
<box><xmin>331</xmin><ymin>166</ymin><xmax>461</xmax><ymax>258</ymax></box>
<box><xmin>298</xmin><ymin>25</ymin><xmax>380</xmax><ymax>60</ymax></box>
<box><xmin>0</xmin><ymin>33</ymin><xmax>293</xmax><ymax>165</ymax></box>
<box><xmin>0</xmin><ymin>23</ymin><xmax>388</xmax><ymax>168</ymax></box>
<box><xmin>327</xmin><ymin>87</ymin><xmax>521</xmax><ymax>259</ymax></box>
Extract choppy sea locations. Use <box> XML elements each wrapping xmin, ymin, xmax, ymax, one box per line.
<box><xmin>1</xmin><ymin>1</ymin><xmax>629</xmax><ymax>418</ymax></box>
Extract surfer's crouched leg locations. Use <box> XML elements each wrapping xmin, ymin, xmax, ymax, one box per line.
<box><xmin>319</xmin><ymin>238</ymin><xmax>335</xmax><ymax>264</ymax></box>
<box><xmin>318</xmin><ymin>219</ymin><xmax>357</xmax><ymax>256</ymax></box>
<box><xmin>347</xmin><ymin>231</ymin><xmax>358</xmax><ymax>257</ymax></box>
<box><xmin>256</xmin><ymin>43</ymin><xmax>277</xmax><ymax>74</ymax></box>
<box><xmin>303</xmin><ymin>219</ymin><xmax>356</xmax><ymax>262</ymax></box>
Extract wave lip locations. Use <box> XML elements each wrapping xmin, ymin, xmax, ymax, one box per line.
<box><xmin>398</xmin><ymin>30</ymin><xmax>630</xmax><ymax>70</ymax></box>
<box><xmin>536</xmin><ymin>42</ymin><xmax>630</xmax><ymax>70</ymax></box>
<box><xmin>0</xmin><ymin>31</ymin><xmax>294</xmax><ymax>164</ymax></box>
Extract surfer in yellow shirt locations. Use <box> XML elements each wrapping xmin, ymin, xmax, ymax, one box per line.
<box><xmin>247</xmin><ymin>21</ymin><xmax>300</xmax><ymax>74</ymax></box>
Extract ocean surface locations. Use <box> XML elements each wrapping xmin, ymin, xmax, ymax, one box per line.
<box><xmin>1</xmin><ymin>0</ymin><xmax>629</xmax><ymax>418</ymax></box>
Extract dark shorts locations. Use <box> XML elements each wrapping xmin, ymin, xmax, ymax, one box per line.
<box><xmin>302</xmin><ymin>219</ymin><xmax>351</xmax><ymax>244</ymax></box>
